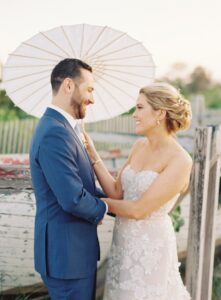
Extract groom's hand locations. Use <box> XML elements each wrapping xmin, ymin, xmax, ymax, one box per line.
<box><xmin>98</xmin><ymin>219</ymin><xmax>103</xmax><ymax>225</ymax></box>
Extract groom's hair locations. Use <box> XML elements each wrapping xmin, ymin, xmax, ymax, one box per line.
<box><xmin>51</xmin><ymin>58</ymin><xmax>92</xmax><ymax>94</ymax></box>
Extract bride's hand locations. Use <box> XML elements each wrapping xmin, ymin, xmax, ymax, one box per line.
<box><xmin>82</xmin><ymin>131</ymin><xmax>97</xmax><ymax>159</ymax></box>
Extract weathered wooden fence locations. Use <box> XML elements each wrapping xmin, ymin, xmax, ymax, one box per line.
<box><xmin>0</xmin><ymin>96</ymin><xmax>220</xmax><ymax>154</ymax></box>
<box><xmin>186</xmin><ymin>125</ymin><xmax>221</xmax><ymax>300</ymax></box>
<box><xmin>0</xmin><ymin>119</ymin><xmax>38</xmax><ymax>154</ymax></box>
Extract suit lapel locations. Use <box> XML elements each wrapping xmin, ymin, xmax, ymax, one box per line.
<box><xmin>44</xmin><ymin>108</ymin><xmax>96</xmax><ymax>187</ymax></box>
<box><xmin>66</xmin><ymin>123</ymin><xmax>96</xmax><ymax>189</ymax></box>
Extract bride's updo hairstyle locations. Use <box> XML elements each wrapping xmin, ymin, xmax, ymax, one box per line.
<box><xmin>139</xmin><ymin>82</ymin><xmax>192</xmax><ymax>134</ymax></box>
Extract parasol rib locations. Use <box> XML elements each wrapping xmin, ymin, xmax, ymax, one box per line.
<box><xmin>96</xmin><ymin>64</ymin><xmax>155</xmax><ymax>68</ymax></box>
<box><xmin>79</xmin><ymin>24</ymin><xmax>85</xmax><ymax>59</ymax></box>
<box><xmin>91</xmin><ymin>54</ymin><xmax>152</xmax><ymax>62</ymax></box>
<box><xmin>23</xmin><ymin>42</ymin><xmax>68</xmax><ymax>60</ymax></box>
<box><xmin>94</xmin><ymin>88</ymin><xmax>113</xmax><ymax>117</ymax></box>
<box><xmin>4</xmin><ymin>69</ymin><xmax>50</xmax><ymax>82</ymax></box>
<box><xmin>15</xmin><ymin>81</ymin><xmax>50</xmax><ymax>105</ymax></box>
<box><xmin>84</xmin><ymin>26</ymin><xmax>107</xmax><ymax>57</ymax></box>
<box><xmin>61</xmin><ymin>26</ymin><xmax>77</xmax><ymax>58</ymax></box>
<box><xmin>40</xmin><ymin>31</ymin><xmax>72</xmax><ymax>57</ymax></box>
<box><xmin>89</xmin><ymin>42</ymin><xmax>143</xmax><ymax>61</ymax></box>
<box><xmin>4</xmin><ymin>64</ymin><xmax>55</xmax><ymax>68</ymax></box>
<box><xmin>29</xmin><ymin>89</ymin><xmax>51</xmax><ymax>113</ymax></box>
<box><xmin>8</xmin><ymin>75</ymin><xmax>49</xmax><ymax>94</ymax></box>
<box><xmin>86</xmin><ymin>31</ymin><xmax>127</xmax><ymax>59</ymax></box>
<box><xmin>95</xmin><ymin>67</ymin><xmax>154</xmax><ymax>79</ymax></box>
<box><xmin>94</xmin><ymin>70</ymin><xmax>140</xmax><ymax>88</ymax></box>
<box><xmin>93</xmin><ymin>73</ymin><xmax>135</xmax><ymax>100</ymax></box>
<box><xmin>8</xmin><ymin>53</ymin><xmax>59</xmax><ymax>62</ymax></box>
<box><xmin>95</xmin><ymin>80</ymin><xmax>130</xmax><ymax>111</ymax></box>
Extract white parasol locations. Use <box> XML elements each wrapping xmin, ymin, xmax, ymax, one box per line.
<box><xmin>3</xmin><ymin>24</ymin><xmax>155</xmax><ymax>123</ymax></box>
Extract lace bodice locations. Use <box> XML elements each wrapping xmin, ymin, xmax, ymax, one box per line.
<box><xmin>103</xmin><ymin>164</ymin><xmax>191</xmax><ymax>300</ymax></box>
<box><xmin>121</xmin><ymin>164</ymin><xmax>179</xmax><ymax>217</ymax></box>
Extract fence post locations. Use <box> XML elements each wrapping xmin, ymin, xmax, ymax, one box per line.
<box><xmin>201</xmin><ymin>125</ymin><xmax>221</xmax><ymax>300</ymax></box>
<box><xmin>186</xmin><ymin>127</ymin><xmax>212</xmax><ymax>300</ymax></box>
<box><xmin>191</xmin><ymin>95</ymin><xmax>205</xmax><ymax>127</ymax></box>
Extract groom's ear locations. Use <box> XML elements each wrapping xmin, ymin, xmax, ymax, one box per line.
<box><xmin>62</xmin><ymin>78</ymin><xmax>75</xmax><ymax>95</ymax></box>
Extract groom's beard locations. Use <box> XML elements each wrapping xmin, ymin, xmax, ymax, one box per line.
<box><xmin>70</xmin><ymin>95</ymin><xmax>86</xmax><ymax>119</ymax></box>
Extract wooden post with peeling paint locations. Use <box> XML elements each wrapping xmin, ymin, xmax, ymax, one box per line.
<box><xmin>186</xmin><ymin>125</ymin><xmax>221</xmax><ymax>300</ymax></box>
<box><xmin>201</xmin><ymin>126</ymin><xmax>221</xmax><ymax>300</ymax></box>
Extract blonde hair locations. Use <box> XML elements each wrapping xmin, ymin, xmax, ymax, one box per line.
<box><xmin>139</xmin><ymin>82</ymin><xmax>192</xmax><ymax>134</ymax></box>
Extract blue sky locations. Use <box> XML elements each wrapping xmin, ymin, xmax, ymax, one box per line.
<box><xmin>0</xmin><ymin>0</ymin><xmax>220</xmax><ymax>81</ymax></box>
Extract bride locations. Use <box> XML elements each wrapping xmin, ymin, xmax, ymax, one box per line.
<box><xmin>84</xmin><ymin>82</ymin><xmax>192</xmax><ymax>300</ymax></box>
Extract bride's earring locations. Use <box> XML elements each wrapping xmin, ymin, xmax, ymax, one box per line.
<box><xmin>156</xmin><ymin>119</ymin><xmax>160</xmax><ymax>126</ymax></box>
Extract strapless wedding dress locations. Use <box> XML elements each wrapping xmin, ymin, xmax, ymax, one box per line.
<box><xmin>103</xmin><ymin>165</ymin><xmax>191</xmax><ymax>300</ymax></box>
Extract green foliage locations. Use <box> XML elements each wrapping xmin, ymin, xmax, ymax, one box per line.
<box><xmin>0</xmin><ymin>90</ymin><xmax>31</xmax><ymax>120</ymax></box>
<box><xmin>164</xmin><ymin>65</ymin><xmax>221</xmax><ymax>109</ymax></box>
<box><xmin>187</xmin><ymin>66</ymin><xmax>211</xmax><ymax>94</ymax></box>
<box><xmin>171</xmin><ymin>205</ymin><xmax>184</xmax><ymax>232</ymax></box>
<box><xmin>213</xmin><ymin>256</ymin><xmax>221</xmax><ymax>300</ymax></box>
<box><xmin>204</xmin><ymin>85</ymin><xmax>221</xmax><ymax>108</ymax></box>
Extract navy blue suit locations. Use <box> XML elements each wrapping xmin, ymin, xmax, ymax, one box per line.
<box><xmin>29</xmin><ymin>108</ymin><xmax>106</xmax><ymax>299</ymax></box>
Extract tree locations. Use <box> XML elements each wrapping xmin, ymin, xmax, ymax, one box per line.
<box><xmin>0</xmin><ymin>90</ymin><xmax>31</xmax><ymax>120</ymax></box>
<box><xmin>187</xmin><ymin>66</ymin><xmax>212</xmax><ymax>93</ymax></box>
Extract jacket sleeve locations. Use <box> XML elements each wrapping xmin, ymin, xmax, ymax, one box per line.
<box><xmin>95</xmin><ymin>186</ymin><xmax>107</xmax><ymax>198</ymax></box>
<box><xmin>95</xmin><ymin>182</ymin><xmax>116</xmax><ymax>219</ymax></box>
<box><xmin>38</xmin><ymin>128</ymin><xmax>106</xmax><ymax>225</ymax></box>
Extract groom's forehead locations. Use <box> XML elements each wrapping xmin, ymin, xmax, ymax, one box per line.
<box><xmin>79</xmin><ymin>69</ymin><xmax>94</xmax><ymax>85</ymax></box>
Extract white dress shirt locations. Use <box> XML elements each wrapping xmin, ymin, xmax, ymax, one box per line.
<box><xmin>48</xmin><ymin>104</ymin><xmax>108</xmax><ymax>215</ymax></box>
<box><xmin>48</xmin><ymin>104</ymin><xmax>81</xmax><ymax>140</ymax></box>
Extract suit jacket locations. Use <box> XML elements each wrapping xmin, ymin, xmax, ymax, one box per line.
<box><xmin>29</xmin><ymin>108</ymin><xmax>106</xmax><ymax>279</ymax></box>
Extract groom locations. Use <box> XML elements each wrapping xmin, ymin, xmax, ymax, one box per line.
<box><xmin>29</xmin><ymin>58</ymin><xmax>107</xmax><ymax>300</ymax></box>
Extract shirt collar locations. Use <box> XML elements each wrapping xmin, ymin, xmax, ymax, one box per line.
<box><xmin>48</xmin><ymin>104</ymin><xmax>78</xmax><ymax>131</ymax></box>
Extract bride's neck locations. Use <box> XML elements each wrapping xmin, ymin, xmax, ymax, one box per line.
<box><xmin>144</xmin><ymin>131</ymin><xmax>173</xmax><ymax>150</ymax></box>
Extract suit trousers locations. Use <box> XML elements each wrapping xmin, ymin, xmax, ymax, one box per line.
<box><xmin>41</xmin><ymin>272</ymin><xmax>97</xmax><ymax>300</ymax></box>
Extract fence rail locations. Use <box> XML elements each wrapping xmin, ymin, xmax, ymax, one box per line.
<box><xmin>0</xmin><ymin>104</ymin><xmax>220</xmax><ymax>154</ymax></box>
<box><xmin>0</xmin><ymin>119</ymin><xmax>38</xmax><ymax>154</ymax></box>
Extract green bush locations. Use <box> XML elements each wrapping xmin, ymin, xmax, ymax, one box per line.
<box><xmin>0</xmin><ymin>90</ymin><xmax>31</xmax><ymax>120</ymax></box>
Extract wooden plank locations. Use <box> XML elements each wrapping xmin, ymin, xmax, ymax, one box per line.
<box><xmin>20</xmin><ymin>119</ymin><xmax>36</xmax><ymax>153</ymax></box>
<box><xmin>11</xmin><ymin>119</ymin><xmax>19</xmax><ymax>153</ymax></box>
<box><xmin>0</xmin><ymin>213</ymin><xmax>35</xmax><ymax>228</ymax></box>
<box><xmin>0</xmin><ymin>256</ymin><xmax>34</xmax><ymax>268</ymax></box>
<box><xmin>0</xmin><ymin>225</ymin><xmax>34</xmax><ymax>239</ymax></box>
<box><xmin>16</xmin><ymin>118</ymin><xmax>25</xmax><ymax>153</ymax></box>
<box><xmin>1</xmin><ymin>122</ymin><xmax>8</xmax><ymax>154</ymax></box>
<box><xmin>0</xmin><ymin>246</ymin><xmax>34</xmax><ymax>258</ymax></box>
<box><xmin>201</xmin><ymin>126</ymin><xmax>221</xmax><ymax>300</ymax></box>
<box><xmin>186</xmin><ymin>127</ymin><xmax>212</xmax><ymax>300</ymax></box>
<box><xmin>1</xmin><ymin>282</ymin><xmax>46</xmax><ymax>296</ymax></box>
<box><xmin>0</xmin><ymin>202</ymin><xmax>35</xmax><ymax>215</ymax></box>
<box><xmin>0</xmin><ymin>271</ymin><xmax>41</xmax><ymax>292</ymax></box>
<box><xmin>0</xmin><ymin>237</ymin><xmax>33</xmax><ymax>249</ymax></box>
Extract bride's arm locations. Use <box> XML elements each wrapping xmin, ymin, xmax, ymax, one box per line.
<box><xmin>83</xmin><ymin>132</ymin><xmax>139</xmax><ymax>199</ymax></box>
<box><xmin>92</xmin><ymin>153</ymin><xmax>126</xmax><ymax>199</ymax></box>
<box><xmin>102</xmin><ymin>154</ymin><xmax>192</xmax><ymax>219</ymax></box>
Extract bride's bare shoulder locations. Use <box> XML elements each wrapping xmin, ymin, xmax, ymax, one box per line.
<box><xmin>170</xmin><ymin>142</ymin><xmax>193</xmax><ymax>171</ymax></box>
<box><xmin>132</xmin><ymin>138</ymin><xmax>147</xmax><ymax>151</ymax></box>
<box><xmin>127</xmin><ymin>138</ymin><xmax>147</xmax><ymax>160</ymax></box>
